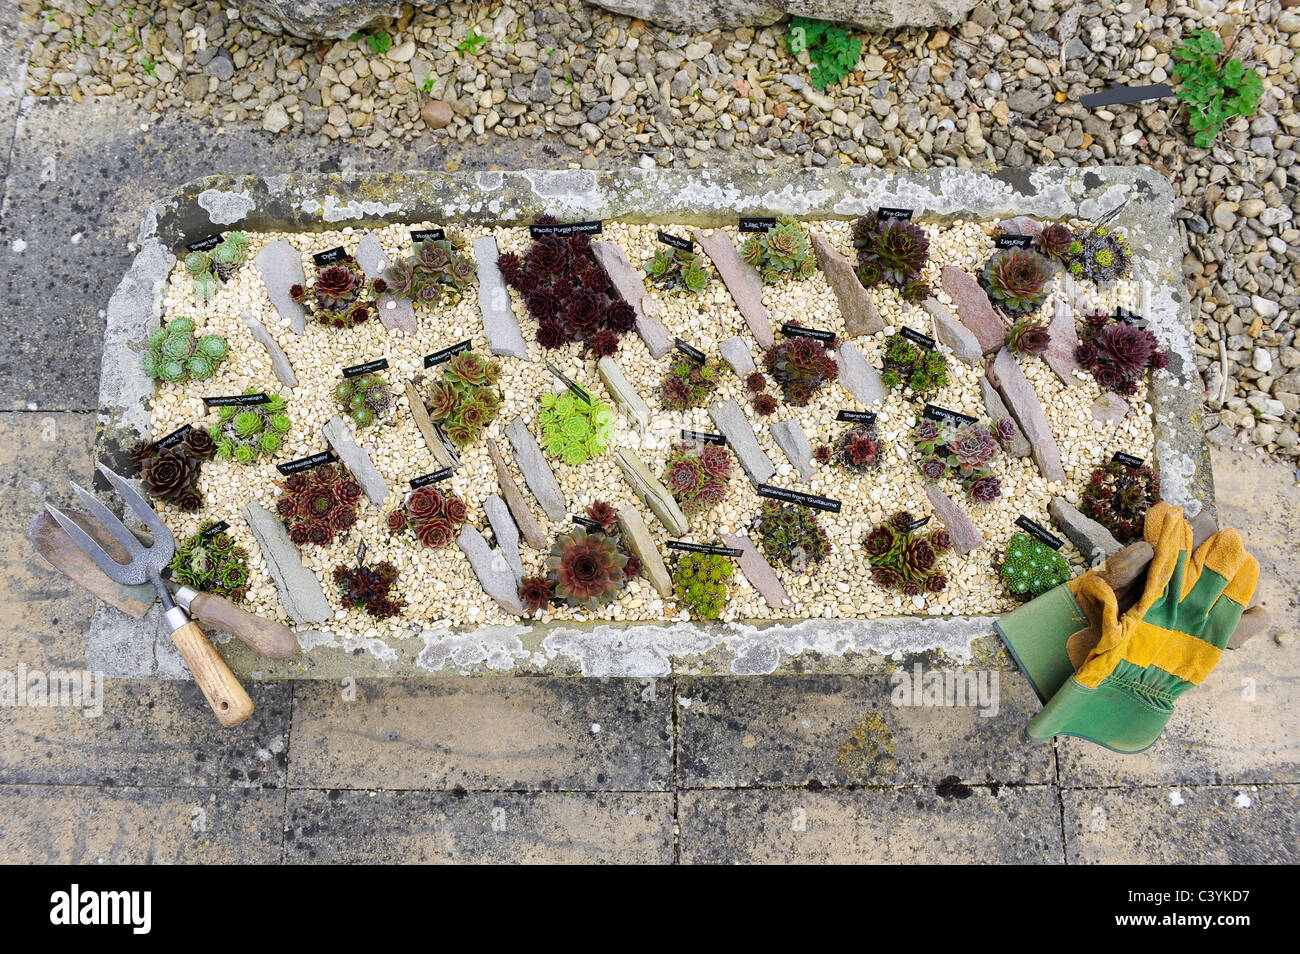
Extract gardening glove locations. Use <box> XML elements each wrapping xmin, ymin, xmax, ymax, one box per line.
<box><xmin>1026</xmin><ymin>501</ymin><xmax>1259</xmax><ymax>753</ymax></box>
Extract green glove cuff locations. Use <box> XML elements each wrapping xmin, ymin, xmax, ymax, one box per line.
<box><xmin>1026</xmin><ymin>674</ymin><xmax>1174</xmax><ymax>754</ymax></box>
<box><xmin>993</xmin><ymin>582</ymin><xmax>1088</xmax><ymax>704</ymax></box>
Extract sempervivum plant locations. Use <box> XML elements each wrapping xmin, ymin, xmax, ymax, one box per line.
<box><xmin>851</xmin><ymin>213</ymin><xmax>931</xmax><ymax>301</ymax></box>
<box><xmin>999</xmin><ymin>532</ymin><xmax>1070</xmax><ymax>601</ymax></box>
<box><xmin>544</xmin><ymin>524</ymin><xmax>630</xmax><ymax>611</ymax></box>
<box><xmin>209</xmin><ymin>391</ymin><xmax>291</xmax><ymax>464</ymax></box>
<box><xmin>497</xmin><ymin>216</ymin><xmax>635</xmax><ymax>355</ymax></box>
<box><xmin>539</xmin><ymin>390</ymin><xmax>615</xmax><ymax>466</ymax></box>
<box><xmin>673</xmin><ymin>552</ymin><xmax>734</xmax><ymax>620</ymax></box>
<box><xmin>660</xmin><ymin>355</ymin><xmax>721</xmax><ymax>411</ymax></box>
<box><xmin>129</xmin><ymin>429</ymin><xmax>216</xmax><ymax>512</ymax></box>
<box><xmin>277</xmin><ymin>463</ymin><xmax>363</xmax><ymax>548</ymax></box>
<box><xmin>1079</xmin><ymin>459</ymin><xmax>1160</xmax><ymax>543</ymax></box>
<box><xmin>662</xmin><ymin>443</ymin><xmax>732</xmax><ymax>518</ymax></box>
<box><xmin>333</xmin><ymin>560</ymin><xmax>403</xmax><ymax>619</ymax></box>
<box><xmin>1036</xmin><ymin>223</ymin><xmax>1074</xmax><ymax>261</ymax></box>
<box><xmin>423</xmin><ymin>351</ymin><xmax>502</xmax><ymax>448</ymax></box>
<box><xmin>1005</xmin><ymin>318</ymin><xmax>1052</xmax><ymax>358</ymax></box>
<box><xmin>834</xmin><ymin>422</ymin><xmax>883</xmax><ymax>474</ymax></box>
<box><xmin>914</xmin><ymin>418</ymin><xmax>1003</xmax><ymax>504</ymax></box>
<box><xmin>756</xmin><ymin>501</ymin><xmax>830</xmax><ymax>570</ymax></box>
<box><xmin>140</xmin><ymin>317</ymin><xmax>229</xmax><ymax>384</ymax></box>
<box><xmin>386</xmin><ymin>485</ymin><xmax>469</xmax><ymax>551</ymax></box>
<box><xmin>381</xmin><ymin>234</ymin><xmax>476</xmax><ymax>307</ymax></box>
<box><xmin>741</xmin><ymin>217</ymin><xmax>817</xmax><ymax>284</ymax></box>
<box><xmin>980</xmin><ymin>248</ymin><xmax>1055</xmax><ymax>316</ymax></box>
<box><xmin>167</xmin><ymin>522</ymin><xmax>251</xmax><ymax>600</ymax></box>
<box><xmin>764</xmin><ymin>337</ymin><xmax>838</xmax><ymax>406</ymax></box>
<box><xmin>292</xmin><ymin>253</ymin><xmax>372</xmax><ymax>329</ymax></box>
<box><xmin>880</xmin><ymin>333</ymin><xmax>948</xmax><ymax>397</ymax></box>
<box><xmin>1075</xmin><ymin>311</ymin><xmax>1168</xmax><ymax>396</ymax></box>
<box><xmin>1065</xmin><ymin>226</ymin><xmax>1131</xmax><ymax>284</ymax></box>
<box><xmin>864</xmin><ymin>512</ymin><xmax>952</xmax><ymax>598</ymax></box>
<box><xmin>184</xmin><ymin>231</ymin><xmax>249</xmax><ymax>301</ymax></box>
<box><xmin>643</xmin><ymin>246</ymin><xmax>712</xmax><ymax>294</ymax></box>
<box><xmin>334</xmin><ymin>373</ymin><xmax>392</xmax><ymax>429</ymax></box>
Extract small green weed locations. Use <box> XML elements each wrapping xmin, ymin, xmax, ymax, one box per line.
<box><xmin>786</xmin><ymin>16</ymin><xmax>861</xmax><ymax>91</ymax></box>
<box><xmin>1171</xmin><ymin>29</ymin><xmax>1262</xmax><ymax>148</ymax></box>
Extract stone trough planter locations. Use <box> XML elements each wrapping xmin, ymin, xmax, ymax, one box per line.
<box><xmin>89</xmin><ymin>166</ymin><xmax>1208</xmax><ymax>680</ymax></box>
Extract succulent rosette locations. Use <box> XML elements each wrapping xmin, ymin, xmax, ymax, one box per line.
<box><xmin>979</xmin><ymin>248</ymin><xmax>1055</xmax><ymax>316</ymax></box>
<box><xmin>387</xmin><ymin>485</ymin><xmax>469</xmax><ymax>551</ymax></box>
<box><xmin>277</xmin><ymin>463</ymin><xmax>363</xmax><ymax>548</ymax></box>
<box><xmin>864</xmin><ymin>512</ymin><xmax>951</xmax><ymax>599</ymax></box>
<box><xmin>1075</xmin><ymin>311</ymin><xmax>1167</xmax><ymax>397</ymax></box>
<box><xmin>539</xmin><ymin>391</ymin><xmax>615</xmax><ymax>465</ymax></box>
<box><xmin>662</xmin><ymin>443</ymin><xmax>731</xmax><ymax>518</ymax></box>
<box><xmin>764</xmin><ymin>337</ymin><xmax>838</xmax><ymax>406</ymax></box>
<box><xmin>852</xmin><ymin>213</ymin><xmax>931</xmax><ymax>299</ymax></box>
<box><xmin>544</xmin><ymin>525</ymin><xmax>629</xmax><ymax>610</ymax></box>
<box><xmin>913</xmin><ymin>419</ymin><xmax>1003</xmax><ymax>504</ymax></box>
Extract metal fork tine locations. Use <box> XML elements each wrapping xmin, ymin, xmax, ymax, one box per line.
<box><xmin>69</xmin><ymin>482</ymin><xmax>146</xmax><ymax>558</ymax></box>
<box><xmin>45</xmin><ymin>505</ymin><xmax>146</xmax><ymax>585</ymax></box>
<box><xmin>95</xmin><ymin>462</ymin><xmax>174</xmax><ymax>557</ymax></box>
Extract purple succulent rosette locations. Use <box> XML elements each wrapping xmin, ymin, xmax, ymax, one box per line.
<box><xmin>913</xmin><ymin>418</ymin><xmax>1003</xmax><ymax>504</ymax></box>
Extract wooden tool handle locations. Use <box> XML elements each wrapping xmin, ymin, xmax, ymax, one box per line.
<box><xmin>189</xmin><ymin>592</ymin><xmax>299</xmax><ymax>660</ymax></box>
<box><xmin>169</xmin><ymin>621</ymin><xmax>255</xmax><ymax>728</ymax></box>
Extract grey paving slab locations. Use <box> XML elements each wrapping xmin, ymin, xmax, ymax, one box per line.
<box><xmin>679</xmin><ymin>786</ymin><xmax>1063</xmax><ymax>864</ymax></box>
<box><xmin>286</xmin><ymin>789</ymin><xmax>674</xmax><ymax>863</ymax></box>
<box><xmin>676</xmin><ymin>673</ymin><xmax>1053</xmax><ymax>788</ymax></box>
<box><xmin>0</xmin><ymin>784</ymin><xmax>284</xmax><ymax>864</ymax></box>
<box><xmin>287</xmin><ymin>678</ymin><xmax>673</xmax><ymax>791</ymax></box>
<box><xmin>1063</xmin><ymin>784</ymin><xmax>1299</xmax><ymax>864</ymax></box>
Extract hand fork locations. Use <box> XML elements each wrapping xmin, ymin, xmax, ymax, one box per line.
<box><xmin>46</xmin><ymin>463</ymin><xmax>255</xmax><ymax>728</ymax></box>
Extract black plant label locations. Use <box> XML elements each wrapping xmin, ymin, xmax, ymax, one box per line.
<box><xmin>836</xmin><ymin>410</ymin><xmax>877</xmax><ymax>425</ymax></box>
<box><xmin>995</xmin><ymin>234</ymin><xmax>1034</xmax><ymax>249</ymax></box>
<box><xmin>313</xmin><ymin>246</ymin><xmax>348</xmax><ymax>266</ymax></box>
<box><xmin>199</xmin><ymin>520</ymin><xmax>231</xmax><ymax>540</ymax></box>
<box><xmin>900</xmin><ymin>326</ymin><xmax>936</xmax><ymax>350</ymax></box>
<box><xmin>203</xmin><ymin>392</ymin><xmax>270</xmax><ymax>408</ymax></box>
<box><xmin>529</xmin><ymin>220</ymin><xmax>603</xmax><ymax>237</ymax></box>
<box><xmin>739</xmin><ymin>216</ymin><xmax>777</xmax><ymax>233</ymax></box>
<box><xmin>409</xmin><ymin>467</ymin><xmax>453</xmax><ymax>489</ymax></box>
<box><xmin>674</xmin><ymin>338</ymin><xmax>707</xmax><ymax>364</ymax></box>
<box><xmin>878</xmin><ymin>207</ymin><xmax>914</xmax><ymax>221</ymax></box>
<box><xmin>923</xmin><ymin>404</ymin><xmax>977</xmax><ymax>427</ymax></box>
<box><xmin>781</xmin><ymin>323</ymin><xmax>836</xmax><ymax>343</ymax></box>
<box><xmin>546</xmin><ymin>362</ymin><xmax>592</xmax><ymax>404</ymax></box>
<box><xmin>424</xmin><ymin>340</ymin><xmax>472</xmax><ymax>367</ymax></box>
<box><xmin>151</xmin><ymin>424</ymin><xmax>193</xmax><ymax>451</ymax></box>
<box><xmin>681</xmin><ymin>429</ymin><xmax>726</xmax><ymax>446</ymax></box>
<box><xmin>572</xmin><ymin>516</ymin><xmax>604</xmax><ymax>531</ymax></box>
<box><xmin>757</xmin><ymin>484</ymin><xmax>841</xmax><ymax>513</ymax></box>
<box><xmin>904</xmin><ymin>516</ymin><xmax>932</xmax><ymax>534</ymax></box>
<box><xmin>410</xmin><ymin>228</ymin><xmax>446</xmax><ymax>243</ymax></box>
<box><xmin>666</xmin><ymin>541</ymin><xmax>743</xmax><ymax>558</ymax></box>
<box><xmin>343</xmin><ymin>358</ymin><xmax>389</xmax><ymax>378</ymax></box>
<box><xmin>1080</xmin><ymin>83</ymin><xmax>1174</xmax><ymax>109</ymax></box>
<box><xmin>185</xmin><ymin>234</ymin><xmax>223</xmax><ymax>253</ymax></box>
<box><xmin>1015</xmin><ymin>515</ymin><xmax>1065</xmax><ymax>551</ymax></box>
<box><xmin>1113</xmin><ymin>451</ymin><xmax>1145</xmax><ymax>469</ymax></box>
<box><xmin>276</xmin><ymin>451</ymin><xmax>337</xmax><ymax>476</ymax></box>
<box><xmin>658</xmin><ymin>231</ymin><xmax>694</xmax><ymax>252</ymax></box>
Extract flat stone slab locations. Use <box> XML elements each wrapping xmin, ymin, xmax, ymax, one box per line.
<box><xmin>321</xmin><ymin>415</ymin><xmax>389</xmax><ymax>507</ymax></box>
<box><xmin>614</xmin><ymin>448</ymin><xmax>689</xmax><ymax>537</ymax></box>
<box><xmin>590</xmin><ymin>241</ymin><xmax>672</xmax><ymax>359</ymax></box>
<box><xmin>720</xmin><ymin>533</ymin><xmax>790</xmax><ymax>610</ymax></box>
<box><xmin>473</xmin><ymin>236</ymin><xmax>528</xmax><ymax>359</ymax></box>
<box><xmin>483</xmin><ymin>493</ymin><xmax>524</xmax><ymax>584</ymax></box>
<box><xmin>1049</xmin><ymin>497</ymin><xmax>1122</xmax><ymax>565</ymax></box>
<box><xmin>708</xmin><ymin>398</ymin><xmax>775</xmax><ymax>486</ymax></box>
<box><xmin>403</xmin><ymin>377</ymin><xmax>454</xmax><ymax>469</ymax></box>
<box><xmin>923</xmin><ymin>297</ymin><xmax>982</xmax><ymax>366</ymax></box>
<box><xmin>241</xmin><ymin>501</ymin><xmax>332</xmax><ymax>624</ymax></box>
<box><xmin>942</xmin><ymin>265</ymin><xmax>1004</xmax><ymax>354</ymax></box>
<box><xmin>616</xmin><ymin>504</ymin><xmax>671</xmax><ymax>598</ymax></box>
<box><xmin>836</xmin><ymin>341</ymin><xmax>885</xmax><ymax>406</ymax></box>
<box><xmin>242</xmin><ymin>311</ymin><xmax>298</xmax><ymax>390</ymax></box>
<box><xmin>597</xmin><ymin>355</ymin><xmax>650</xmax><ymax>434</ymax></box>
<box><xmin>924</xmin><ymin>484</ymin><xmax>984</xmax><ymax>556</ymax></box>
<box><xmin>979</xmin><ymin>376</ymin><xmax>1030</xmax><ymax>458</ymax></box>
<box><xmin>486</xmin><ymin>438</ymin><xmax>548</xmax><ymax>550</ymax></box>
<box><xmin>771</xmin><ymin>419</ymin><xmax>814</xmax><ymax>482</ymax></box>
<box><xmin>810</xmin><ymin>231</ymin><xmax>882</xmax><ymax>337</ymax></box>
<box><xmin>355</xmin><ymin>232</ymin><xmax>418</xmax><ymax>335</ymax></box>
<box><xmin>719</xmin><ymin>335</ymin><xmax>757</xmax><ymax>377</ymax></box>
<box><xmin>1092</xmin><ymin>392</ymin><xmax>1134</xmax><ymax>424</ymax></box>
<box><xmin>457</xmin><ymin>525</ymin><xmax>525</xmax><ymax>617</ymax></box>
<box><xmin>255</xmin><ymin>238</ymin><xmax>308</xmax><ymax>335</ymax></box>
<box><xmin>694</xmin><ymin>228</ymin><xmax>773</xmax><ymax>350</ymax></box>
<box><xmin>989</xmin><ymin>349</ymin><xmax>1067</xmax><ymax>484</ymax></box>
<box><xmin>1044</xmin><ymin>298</ymin><xmax>1081</xmax><ymax>384</ymax></box>
<box><xmin>505</xmin><ymin>416</ymin><xmax>566</xmax><ymax>521</ymax></box>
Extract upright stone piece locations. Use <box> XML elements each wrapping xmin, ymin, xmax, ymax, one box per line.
<box><xmin>616</xmin><ymin>505</ymin><xmax>671</xmax><ymax>598</ymax></box>
<box><xmin>473</xmin><ymin>235</ymin><xmax>529</xmax><ymax>359</ymax></box>
<box><xmin>941</xmin><ymin>265</ymin><xmax>1004</xmax><ymax>354</ymax></box>
<box><xmin>614</xmin><ymin>448</ymin><xmax>689</xmax><ymax>536</ymax></box>
<box><xmin>836</xmin><ymin>341</ymin><xmax>885</xmax><ymax>406</ymax></box>
<box><xmin>321</xmin><ymin>415</ymin><xmax>389</xmax><ymax>507</ymax></box>
<box><xmin>771</xmin><ymin>419</ymin><xmax>815</xmax><ymax>482</ymax></box>
<box><xmin>979</xmin><ymin>377</ymin><xmax>1030</xmax><ymax>458</ymax></box>
<box><xmin>1050</xmin><ymin>497</ymin><xmax>1123</xmax><ymax>565</ymax></box>
<box><xmin>708</xmin><ymin>399</ymin><xmax>776</xmax><ymax>486</ymax></box>
<box><xmin>241</xmin><ymin>501</ymin><xmax>331</xmax><ymax>624</ymax></box>
<box><xmin>720</xmin><ymin>335</ymin><xmax>757</xmax><ymax>377</ymax></box>
<box><xmin>597</xmin><ymin>356</ymin><xmax>650</xmax><ymax>434</ymax></box>
<box><xmin>719</xmin><ymin>532</ymin><xmax>790</xmax><ymax>610</ymax></box>
<box><xmin>694</xmin><ymin>228</ymin><xmax>773</xmax><ymax>349</ymax></box>
<box><xmin>255</xmin><ymin>239</ymin><xmax>308</xmax><ymax>334</ymax></box>
<box><xmin>242</xmin><ymin>311</ymin><xmax>298</xmax><ymax>390</ymax></box>
<box><xmin>483</xmin><ymin>494</ymin><xmax>524</xmax><ymax>584</ymax></box>
<box><xmin>923</xmin><ymin>485</ymin><xmax>984</xmax><ymax>555</ymax></box>
<box><xmin>810</xmin><ymin>231</ymin><xmax>882</xmax><ymax>336</ymax></box>
<box><xmin>989</xmin><ymin>349</ymin><xmax>1067</xmax><ymax>484</ymax></box>
<box><xmin>355</xmin><ymin>232</ymin><xmax>418</xmax><ymax>335</ymax></box>
<box><xmin>504</xmin><ymin>416</ymin><xmax>566</xmax><ymax>521</ymax></box>
<box><xmin>923</xmin><ymin>298</ymin><xmax>982</xmax><ymax>366</ymax></box>
<box><xmin>457</xmin><ymin>525</ymin><xmax>526</xmax><ymax>616</ymax></box>
<box><xmin>590</xmin><ymin>241</ymin><xmax>672</xmax><ymax>358</ymax></box>
<box><xmin>1043</xmin><ymin>298</ymin><xmax>1082</xmax><ymax>385</ymax></box>
<box><xmin>403</xmin><ymin>378</ymin><xmax>454</xmax><ymax>469</ymax></box>
<box><xmin>486</xmin><ymin>437</ymin><xmax>547</xmax><ymax>549</ymax></box>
